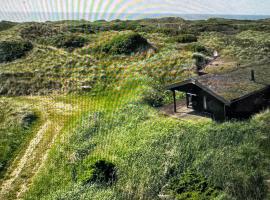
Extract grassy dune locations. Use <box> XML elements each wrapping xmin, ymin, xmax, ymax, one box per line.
<box><xmin>0</xmin><ymin>18</ymin><xmax>270</xmax><ymax>200</ymax></box>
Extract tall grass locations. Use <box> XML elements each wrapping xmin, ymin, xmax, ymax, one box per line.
<box><xmin>24</xmin><ymin>101</ymin><xmax>270</xmax><ymax>200</ymax></box>
<box><xmin>0</xmin><ymin>98</ymin><xmax>38</xmax><ymax>178</ymax></box>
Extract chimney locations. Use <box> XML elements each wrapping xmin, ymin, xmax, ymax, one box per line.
<box><xmin>250</xmin><ymin>70</ymin><xmax>255</xmax><ymax>82</ymax></box>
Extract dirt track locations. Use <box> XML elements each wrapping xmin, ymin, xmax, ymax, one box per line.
<box><xmin>0</xmin><ymin>97</ymin><xmax>75</xmax><ymax>200</ymax></box>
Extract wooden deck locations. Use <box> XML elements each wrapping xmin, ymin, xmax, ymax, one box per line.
<box><xmin>160</xmin><ymin>101</ymin><xmax>212</xmax><ymax>121</ymax></box>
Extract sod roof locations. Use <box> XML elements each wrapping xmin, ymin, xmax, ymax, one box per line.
<box><xmin>167</xmin><ymin>63</ymin><xmax>270</xmax><ymax>103</ymax></box>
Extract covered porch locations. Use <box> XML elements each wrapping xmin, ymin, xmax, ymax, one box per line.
<box><xmin>160</xmin><ymin>99</ymin><xmax>212</xmax><ymax>121</ymax></box>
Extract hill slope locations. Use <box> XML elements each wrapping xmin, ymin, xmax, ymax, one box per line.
<box><xmin>0</xmin><ymin>18</ymin><xmax>270</xmax><ymax>200</ymax></box>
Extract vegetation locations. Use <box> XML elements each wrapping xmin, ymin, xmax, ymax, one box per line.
<box><xmin>0</xmin><ymin>98</ymin><xmax>38</xmax><ymax>178</ymax></box>
<box><xmin>0</xmin><ymin>40</ymin><xmax>33</xmax><ymax>63</ymax></box>
<box><xmin>20</xmin><ymin>23</ymin><xmax>59</xmax><ymax>41</ymax></box>
<box><xmin>175</xmin><ymin>34</ymin><xmax>198</xmax><ymax>43</ymax></box>
<box><xmin>24</xmin><ymin>102</ymin><xmax>270</xmax><ymax>200</ymax></box>
<box><xmin>164</xmin><ymin>170</ymin><xmax>220</xmax><ymax>199</ymax></box>
<box><xmin>0</xmin><ymin>17</ymin><xmax>270</xmax><ymax>200</ymax></box>
<box><xmin>93</xmin><ymin>32</ymin><xmax>151</xmax><ymax>55</ymax></box>
<box><xmin>192</xmin><ymin>53</ymin><xmax>211</xmax><ymax>70</ymax></box>
<box><xmin>42</xmin><ymin>33</ymin><xmax>88</xmax><ymax>51</ymax></box>
<box><xmin>80</xmin><ymin>160</ymin><xmax>117</xmax><ymax>185</ymax></box>
<box><xmin>0</xmin><ymin>21</ymin><xmax>17</xmax><ymax>32</ymax></box>
<box><xmin>184</xmin><ymin>43</ymin><xmax>211</xmax><ymax>55</ymax></box>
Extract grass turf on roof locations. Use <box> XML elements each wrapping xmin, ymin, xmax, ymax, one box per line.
<box><xmin>195</xmin><ymin>63</ymin><xmax>270</xmax><ymax>101</ymax></box>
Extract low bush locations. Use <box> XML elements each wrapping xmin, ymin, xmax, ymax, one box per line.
<box><xmin>0</xmin><ymin>40</ymin><xmax>33</xmax><ymax>63</ymax></box>
<box><xmin>0</xmin><ymin>21</ymin><xmax>16</xmax><ymax>31</ymax></box>
<box><xmin>164</xmin><ymin>170</ymin><xmax>221</xmax><ymax>200</ymax></box>
<box><xmin>20</xmin><ymin>23</ymin><xmax>59</xmax><ymax>40</ymax></box>
<box><xmin>142</xmin><ymin>87</ymin><xmax>166</xmax><ymax>107</ymax></box>
<box><xmin>175</xmin><ymin>34</ymin><xmax>197</xmax><ymax>43</ymax></box>
<box><xmin>184</xmin><ymin>43</ymin><xmax>209</xmax><ymax>54</ymax></box>
<box><xmin>95</xmin><ymin>32</ymin><xmax>150</xmax><ymax>55</ymax></box>
<box><xmin>192</xmin><ymin>53</ymin><xmax>211</xmax><ymax>70</ymax></box>
<box><xmin>46</xmin><ymin>34</ymin><xmax>88</xmax><ymax>51</ymax></box>
<box><xmin>81</xmin><ymin>159</ymin><xmax>117</xmax><ymax>186</ymax></box>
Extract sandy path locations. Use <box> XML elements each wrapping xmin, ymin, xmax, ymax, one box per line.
<box><xmin>0</xmin><ymin>97</ymin><xmax>74</xmax><ymax>200</ymax></box>
<box><xmin>0</xmin><ymin>121</ymin><xmax>52</xmax><ymax>197</ymax></box>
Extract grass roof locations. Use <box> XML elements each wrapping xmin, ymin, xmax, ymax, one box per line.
<box><xmin>195</xmin><ymin>63</ymin><xmax>270</xmax><ymax>101</ymax></box>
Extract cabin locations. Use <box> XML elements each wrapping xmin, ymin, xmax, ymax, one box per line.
<box><xmin>166</xmin><ymin>64</ymin><xmax>270</xmax><ymax>121</ymax></box>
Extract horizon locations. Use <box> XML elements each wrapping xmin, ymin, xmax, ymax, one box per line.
<box><xmin>0</xmin><ymin>0</ymin><xmax>270</xmax><ymax>22</ymax></box>
<box><xmin>1</xmin><ymin>12</ymin><xmax>270</xmax><ymax>23</ymax></box>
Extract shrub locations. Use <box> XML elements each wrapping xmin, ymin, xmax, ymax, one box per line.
<box><xmin>0</xmin><ymin>40</ymin><xmax>33</xmax><ymax>63</ymax></box>
<box><xmin>164</xmin><ymin>171</ymin><xmax>220</xmax><ymax>200</ymax></box>
<box><xmin>21</xmin><ymin>112</ymin><xmax>38</xmax><ymax>128</ymax></box>
<box><xmin>0</xmin><ymin>21</ymin><xmax>16</xmax><ymax>31</ymax></box>
<box><xmin>96</xmin><ymin>32</ymin><xmax>150</xmax><ymax>55</ymax></box>
<box><xmin>47</xmin><ymin>34</ymin><xmax>87</xmax><ymax>51</ymax></box>
<box><xmin>82</xmin><ymin>160</ymin><xmax>117</xmax><ymax>186</ymax></box>
<box><xmin>176</xmin><ymin>34</ymin><xmax>197</xmax><ymax>43</ymax></box>
<box><xmin>192</xmin><ymin>53</ymin><xmax>210</xmax><ymax>70</ymax></box>
<box><xmin>184</xmin><ymin>43</ymin><xmax>209</xmax><ymax>54</ymax></box>
<box><xmin>142</xmin><ymin>87</ymin><xmax>165</xmax><ymax>107</ymax></box>
<box><xmin>20</xmin><ymin>23</ymin><xmax>59</xmax><ymax>40</ymax></box>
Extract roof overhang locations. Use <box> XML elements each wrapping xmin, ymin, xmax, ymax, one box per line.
<box><xmin>165</xmin><ymin>79</ymin><xmax>231</xmax><ymax>106</ymax></box>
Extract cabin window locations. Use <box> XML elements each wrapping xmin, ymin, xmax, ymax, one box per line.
<box><xmin>203</xmin><ymin>96</ymin><xmax>207</xmax><ymax>110</ymax></box>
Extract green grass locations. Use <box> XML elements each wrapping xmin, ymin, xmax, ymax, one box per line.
<box><xmin>0</xmin><ymin>98</ymin><xmax>39</xmax><ymax>179</ymax></box>
<box><xmin>0</xmin><ymin>18</ymin><xmax>270</xmax><ymax>200</ymax></box>
<box><xmin>23</xmin><ymin>96</ymin><xmax>270</xmax><ymax>200</ymax></box>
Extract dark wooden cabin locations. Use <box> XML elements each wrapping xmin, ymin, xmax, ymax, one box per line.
<box><xmin>166</xmin><ymin>65</ymin><xmax>270</xmax><ymax>121</ymax></box>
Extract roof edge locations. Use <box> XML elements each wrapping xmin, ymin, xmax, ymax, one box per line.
<box><xmin>165</xmin><ymin>79</ymin><xmax>231</xmax><ymax>105</ymax></box>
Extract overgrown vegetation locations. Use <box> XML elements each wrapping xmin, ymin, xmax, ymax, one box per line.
<box><xmin>24</xmin><ymin>102</ymin><xmax>270</xmax><ymax>200</ymax></box>
<box><xmin>0</xmin><ymin>17</ymin><xmax>270</xmax><ymax>200</ymax></box>
<box><xmin>0</xmin><ymin>40</ymin><xmax>33</xmax><ymax>63</ymax></box>
<box><xmin>41</xmin><ymin>33</ymin><xmax>88</xmax><ymax>51</ymax></box>
<box><xmin>0</xmin><ymin>21</ymin><xmax>17</xmax><ymax>32</ymax></box>
<box><xmin>163</xmin><ymin>170</ymin><xmax>220</xmax><ymax>199</ymax></box>
<box><xmin>80</xmin><ymin>160</ymin><xmax>117</xmax><ymax>186</ymax></box>
<box><xmin>175</xmin><ymin>34</ymin><xmax>198</xmax><ymax>43</ymax></box>
<box><xmin>0</xmin><ymin>98</ymin><xmax>38</xmax><ymax>178</ymax></box>
<box><xmin>93</xmin><ymin>32</ymin><xmax>151</xmax><ymax>55</ymax></box>
<box><xmin>20</xmin><ymin>23</ymin><xmax>60</xmax><ymax>41</ymax></box>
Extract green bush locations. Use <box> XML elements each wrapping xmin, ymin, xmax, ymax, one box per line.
<box><xmin>192</xmin><ymin>53</ymin><xmax>210</xmax><ymax>70</ymax></box>
<box><xmin>47</xmin><ymin>34</ymin><xmax>87</xmax><ymax>51</ymax></box>
<box><xmin>0</xmin><ymin>21</ymin><xmax>16</xmax><ymax>32</ymax></box>
<box><xmin>82</xmin><ymin>160</ymin><xmax>117</xmax><ymax>185</ymax></box>
<box><xmin>164</xmin><ymin>171</ymin><xmax>220</xmax><ymax>200</ymax></box>
<box><xmin>20</xmin><ymin>23</ymin><xmax>59</xmax><ymax>40</ymax></box>
<box><xmin>142</xmin><ymin>87</ymin><xmax>165</xmax><ymax>107</ymax></box>
<box><xmin>176</xmin><ymin>34</ymin><xmax>197</xmax><ymax>43</ymax></box>
<box><xmin>96</xmin><ymin>32</ymin><xmax>150</xmax><ymax>55</ymax></box>
<box><xmin>185</xmin><ymin>43</ymin><xmax>209</xmax><ymax>54</ymax></box>
<box><xmin>0</xmin><ymin>40</ymin><xmax>33</xmax><ymax>63</ymax></box>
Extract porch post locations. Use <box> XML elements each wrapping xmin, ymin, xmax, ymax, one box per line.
<box><xmin>186</xmin><ymin>93</ymin><xmax>189</xmax><ymax>108</ymax></box>
<box><xmin>173</xmin><ymin>90</ymin><xmax>177</xmax><ymax>113</ymax></box>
